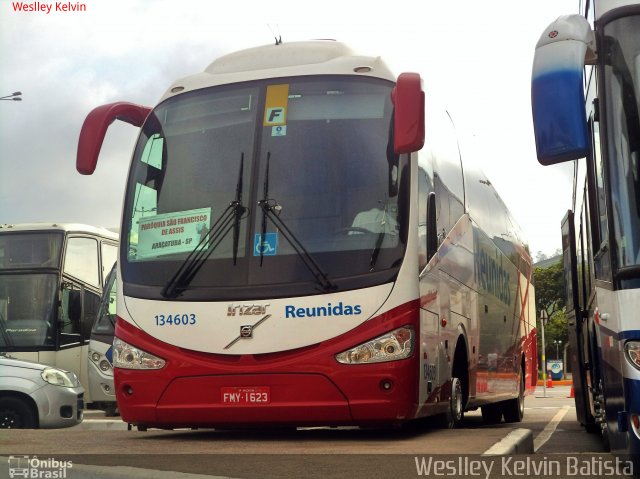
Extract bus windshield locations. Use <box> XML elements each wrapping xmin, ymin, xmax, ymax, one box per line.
<box><xmin>122</xmin><ymin>76</ymin><xmax>407</xmax><ymax>299</ymax></box>
<box><xmin>0</xmin><ymin>273</ymin><xmax>57</xmax><ymax>348</ymax></box>
<box><xmin>0</xmin><ymin>232</ymin><xmax>63</xmax><ymax>269</ymax></box>
<box><xmin>602</xmin><ymin>14</ymin><xmax>640</xmax><ymax>269</ymax></box>
<box><xmin>92</xmin><ymin>265</ymin><xmax>116</xmax><ymax>336</ymax></box>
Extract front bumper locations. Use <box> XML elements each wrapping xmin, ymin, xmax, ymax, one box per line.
<box><xmin>32</xmin><ymin>384</ymin><xmax>84</xmax><ymax>428</ymax></box>
<box><xmin>115</xmin><ymin>302</ymin><xmax>420</xmax><ymax>428</ymax></box>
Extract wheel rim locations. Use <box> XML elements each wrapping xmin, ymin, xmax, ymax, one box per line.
<box><xmin>451</xmin><ymin>378</ymin><xmax>463</xmax><ymax>422</ymax></box>
<box><xmin>0</xmin><ymin>410</ymin><xmax>20</xmax><ymax>428</ymax></box>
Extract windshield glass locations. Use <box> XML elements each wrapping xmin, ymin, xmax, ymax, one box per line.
<box><xmin>602</xmin><ymin>14</ymin><xmax>640</xmax><ymax>269</ymax></box>
<box><xmin>0</xmin><ymin>232</ymin><xmax>63</xmax><ymax>269</ymax></box>
<box><xmin>122</xmin><ymin>76</ymin><xmax>407</xmax><ymax>299</ymax></box>
<box><xmin>92</xmin><ymin>265</ymin><xmax>116</xmax><ymax>335</ymax></box>
<box><xmin>0</xmin><ymin>273</ymin><xmax>57</xmax><ymax>348</ymax></box>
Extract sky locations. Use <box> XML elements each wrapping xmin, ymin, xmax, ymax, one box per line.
<box><xmin>0</xmin><ymin>0</ymin><xmax>580</xmax><ymax>259</ymax></box>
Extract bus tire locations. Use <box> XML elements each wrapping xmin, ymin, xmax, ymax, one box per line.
<box><xmin>0</xmin><ymin>397</ymin><xmax>37</xmax><ymax>429</ymax></box>
<box><xmin>503</xmin><ymin>368</ymin><xmax>525</xmax><ymax>423</ymax></box>
<box><xmin>444</xmin><ymin>377</ymin><xmax>464</xmax><ymax>428</ymax></box>
<box><xmin>481</xmin><ymin>403</ymin><xmax>502</xmax><ymax>424</ymax></box>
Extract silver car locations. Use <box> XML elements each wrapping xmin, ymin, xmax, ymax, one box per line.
<box><xmin>0</xmin><ymin>354</ymin><xmax>84</xmax><ymax>428</ymax></box>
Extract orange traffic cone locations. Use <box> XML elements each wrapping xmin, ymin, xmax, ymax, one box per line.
<box><xmin>568</xmin><ymin>386</ymin><xmax>574</xmax><ymax>398</ymax></box>
<box><xmin>546</xmin><ymin>374</ymin><xmax>553</xmax><ymax>388</ymax></box>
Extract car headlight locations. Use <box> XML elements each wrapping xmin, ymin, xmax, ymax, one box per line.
<box><xmin>625</xmin><ymin>341</ymin><xmax>640</xmax><ymax>370</ymax></box>
<box><xmin>113</xmin><ymin>337</ymin><xmax>165</xmax><ymax>370</ymax></box>
<box><xmin>335</xmin><ymin>326</ymin><xmax>414</xmax><ymax>364</ymax></box>
<box><xmin>41</xmin><ymin>368</ymin><xmax>79</xmax><ymax>387</ymax></box>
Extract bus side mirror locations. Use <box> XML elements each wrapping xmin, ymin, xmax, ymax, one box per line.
<box><xmin>77</xmin><ymin>102</ymin><xmax>151</xmax><ymax>175</ymax></box>
<box><xmin>392</xmin><ymin>72</ymin><xmax>425</xmax><ymax>154</ymax></box>
<box><xmin>531</xmin><ymin>15</ymin><xmax>595</xmax><ymax>165</ymax></box>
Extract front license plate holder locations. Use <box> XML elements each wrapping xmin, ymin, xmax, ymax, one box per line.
<box><xmin>221</xmin><ymin>386</ymin><xmax>271</xmax><ymax>405</ymax></box>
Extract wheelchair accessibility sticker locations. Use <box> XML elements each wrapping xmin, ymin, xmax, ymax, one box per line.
<box><xmin>254</xmin><ymin>233</ymin><xmax>278</xmax><ymax>256</ymax></box>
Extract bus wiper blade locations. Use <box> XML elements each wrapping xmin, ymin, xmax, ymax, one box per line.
<box><xmin>369</xmin><ymin>203</ymin><xmax>391</xmax><ymax>271</ymax></box>
<box><xmin>258</xmin><ymin>153</ymin><xmax>335</xmax><ymax>292</ymax></box>
<box><xmin>369</xmin><ymin>230</ymin><xmax>385</xmax><ymax>271</ymax></box>
<box><xmin>232</xmin><ymin>154</ymin><xmax>245</xmax><ymax>265</ymax></box>
<box><xmin>162</xmin><ymin>156</ymin><xmax>247</xmax><ymax>299</ymax></box>
<box><xmin>258</xmin><ymin>198</ymin><xmax>337</xmax><ymax>293</ymax></box>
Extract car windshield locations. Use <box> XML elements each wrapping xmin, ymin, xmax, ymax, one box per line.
<box><xmin>602</xmin><ymin>14</ymin><xmax>640</xmax><ymax>269</ymax></box>
<box><xmin>121</xmin><ymin>76</ymin><xmax>407</xmax><ymax>300</ymax></box>
<box><xmin>0</xmin><ymin>273</ymin><xmax>57</xmax><ymax>348</ymax></box>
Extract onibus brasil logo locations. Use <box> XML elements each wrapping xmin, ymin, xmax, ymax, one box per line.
<box><xmin>8</xmin><ymin>456</ymin><xmax>72</xmax><ymax>478</ymax></box>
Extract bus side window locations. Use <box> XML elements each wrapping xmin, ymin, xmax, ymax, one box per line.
<box><xmin>101</xmin><ymin>244</ymin><xmax>117</xmax><ymax>286</ymax></box>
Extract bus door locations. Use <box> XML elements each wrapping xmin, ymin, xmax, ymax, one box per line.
<box><xmin>57</xmin><ymin>236</ymin><xmax>102</xmax><ymax>400</ymax></box>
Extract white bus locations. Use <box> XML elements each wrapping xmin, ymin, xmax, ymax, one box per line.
<box><xmin>0</xmin><ymin>223</ymin><xmax>118</xmax><ymax>404</ymax></box>
<box><xmin>76</xmin><ymin>41</ymin><xmax>536</xmax><ymax>430</ymax></box>
<box><xmin>531</xmin><ymin>0</ymin><xmax>640</xmax><ymax>462</ymax></box>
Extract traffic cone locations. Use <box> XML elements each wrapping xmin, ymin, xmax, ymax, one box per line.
<box><xmin>546</xmin><ymin>373</ymin><xmax>553</xmax><ymax>388</ymax></box>
<box><xmin>568</xmin><ymin>386</ymin><xmax>574</xmax><ymax>398</ymax></box>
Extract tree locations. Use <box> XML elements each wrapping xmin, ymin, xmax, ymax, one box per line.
<box><xmin>533</xmin><ymin>260</ymin><xmax>569</xmax><ymax>369</ymax></box>
<box><xmin>534</xmin><ymin>260</ymin><xmax>565</xmax><ymax>320</ymax></box>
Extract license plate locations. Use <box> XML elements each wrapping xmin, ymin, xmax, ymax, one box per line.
<box><xmin>221</xmin><ymin>386</ymin><xmax>270</xmax><ymax>404</ymax></box>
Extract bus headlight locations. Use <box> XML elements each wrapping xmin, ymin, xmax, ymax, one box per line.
<box><xmin>624</xmin><ymin>341</ymin><xmax>640</xmax><ymax>370</ymax></box>
<box><xmin>335</xmin><ymin>326</ymin><xmax>414</xmax><ymax>364</ymax></box>
<box><xmin>113</xmin><ymin>337</ymin><xmax>166</xmax><ymax>370</ymax></box>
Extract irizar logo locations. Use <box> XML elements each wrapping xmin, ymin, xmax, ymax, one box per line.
<box><xmin>227</xmin><ymin>304</ymin><xmax>270</xmax><ymax>317</ymax></box>
<box><xmin>285</xmin><ymin>302</ymin><xmax>363</xmax><ymax>319</ymax></box>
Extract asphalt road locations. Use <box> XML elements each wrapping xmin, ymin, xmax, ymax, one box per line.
<box><xmin>1</xmin><ymin>386</ymin><xmax>625</xmax><ymax>479</ymax></box>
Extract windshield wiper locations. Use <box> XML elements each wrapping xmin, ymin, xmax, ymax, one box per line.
<box><xmin>258</xmin><ymin>154</ymin><xmax>337</xmax><ymax>293</ymax></box>
<box><xmin>369</xmin><ymin>203</ymin><xmax>391</xmax><ymax>271</ymax></box>
<box><xmin>162</xmin><ymin>155</ymin><xmax>247</xmax><ymax>298</ymax></box>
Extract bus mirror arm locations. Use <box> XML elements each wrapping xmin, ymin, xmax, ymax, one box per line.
<box><xmin>76</xmin><ymin>102</ymin><xmax>151</xmax><ymax>175</ymax></box>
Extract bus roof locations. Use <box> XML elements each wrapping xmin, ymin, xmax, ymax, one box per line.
<box><xmin>0</xmin><ymin>223</ymin><xmax>118</xmax><ymax>240</ymax></box>
<box><xmin>160</xmin><ymin>40</ymin><xmax>396</xmax><ymax>102</ymax></box>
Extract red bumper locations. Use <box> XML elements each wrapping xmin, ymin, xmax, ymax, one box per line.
<box><xmin>115</xmin><ymin>302</ymin><xmax>420</xmax><ymax>428</ymax></box>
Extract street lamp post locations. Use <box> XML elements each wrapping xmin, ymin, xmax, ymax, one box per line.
<box><xmin>0</xmin><ymin>91</ymin><xmax>22</xmax><ymax>101</ymax></box>
<box><xmin>554</xmin><ymin>340</ymin><xmax>562</xmax><ymax>360</ymax></box>
<box><xmin>540</xmin><ymin>310</ymin><xmax>549</xmax><ymax>398</ymax></box>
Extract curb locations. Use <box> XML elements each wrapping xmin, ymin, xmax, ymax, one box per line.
<box><xmin>481</xmin><ymin>428</ymin><xmax>534</xmax><ymax>456</ymax></box>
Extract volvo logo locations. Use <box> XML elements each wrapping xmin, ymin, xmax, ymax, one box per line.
<box><xmin>224</xmin><ymin>314</ymin><xmax>272</xmax><ymax>349</ymax></box>
<box><xmin>240</xmin><ymin>325</ymin><xmax>253</xmax><ymax>338</ymax></box>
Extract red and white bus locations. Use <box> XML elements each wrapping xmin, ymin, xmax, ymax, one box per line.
<box><xmin>76</xmin><ymin>41</ymin><xmax>536</xmax><ymax>430</ymax></box>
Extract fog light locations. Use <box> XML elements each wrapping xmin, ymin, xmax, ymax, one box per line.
<box><xmin>102</xmin><ymin>384</ymin><xmax>111</xmax><ymax>393</ymax></box>
<box><xmin>380</xmin><ymin>379</ymin><xmax>393</xmax><ymax>391</ymax></box>
<box><xmin>99</xmin><ymin>360</ymin><xmax>111</xmax><ymax>372</ymax></box>
<box><xmin>91</xmin><ymin>352</ymin><xmax>100</xmax><ymax>362</ymax></box>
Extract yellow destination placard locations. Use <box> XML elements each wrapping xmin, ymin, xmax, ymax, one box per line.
<box><xmin>263</xmin><ymin>84</ymin><xmax>289</xmax><ymax>126</ymax></box>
